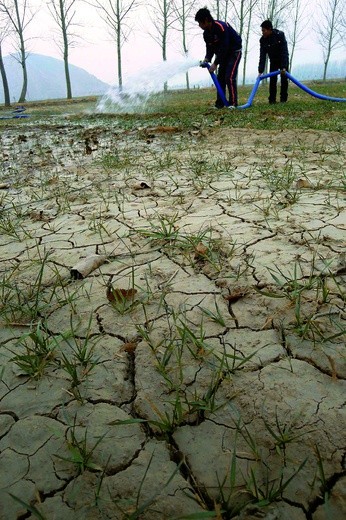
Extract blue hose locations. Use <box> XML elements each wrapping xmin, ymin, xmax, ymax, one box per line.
<box><xmin>0</xmin><ymin>105</ymin><xmax>30</xmax><ymax>119</ymax></box>
<box><xmin>200</xmin><ymin>62</ymin><xmax>229</xmax><ymax>106</ymax></box>
<box><xmin>285</xmin><ymin>72</ymin><xmax>346</xmax><ymax>102</ymax></box>
<box><xmin>238</xmin><ymin>71</ymin><xmax>280</xmax><ymax>109</ymax></box>
<box><xmin>201</xmin><ymin>63</ymin><xmax>346</xmax><ymax>108</ymax></box>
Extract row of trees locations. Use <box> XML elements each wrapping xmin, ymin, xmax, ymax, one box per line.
<box><xmin>0</xmin><ymin>0</ymin><xmax>345</xmax><ymax>106</ymax></box>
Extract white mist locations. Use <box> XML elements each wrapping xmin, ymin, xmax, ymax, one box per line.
<box><xmin>96</xmin><ymin>57</ymin><xmax>200</xmax><ymax>113</ymax></box>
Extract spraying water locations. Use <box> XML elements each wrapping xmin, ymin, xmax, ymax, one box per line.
<box><xmin>96</xmin><ymin>57</ymin><xmax>200</xmax><ymax>114</ymax></box>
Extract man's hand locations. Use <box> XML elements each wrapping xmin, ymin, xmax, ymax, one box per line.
<box><xmin>280</xmin><ymin>68</ymin><xmax>286</xmax><ymax>76</ymax></box>
<box><xmin>209</xmin><ymin>63</ymin><xmax>217</xmax><ymax>73</ymax></box>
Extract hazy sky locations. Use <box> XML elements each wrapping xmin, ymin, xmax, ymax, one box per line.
<box><xmin>3</xmin><ymin>2</ymin><xmax>343</xmax><ymax>86</ymax></box>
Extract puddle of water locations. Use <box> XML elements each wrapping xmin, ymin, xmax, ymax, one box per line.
<box><xmin>96</xmin><ymin>57</ymin><xmax>199</xmax><ymax>114</ymax></box>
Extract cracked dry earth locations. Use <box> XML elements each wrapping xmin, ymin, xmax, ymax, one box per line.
<box><xmin>0</xmin><ymin>119</ymin><xmax>345</xmax><ymax>520</ymax></box>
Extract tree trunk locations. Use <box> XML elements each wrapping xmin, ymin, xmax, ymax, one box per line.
<box><xmin>0</xmin><ymin>44</ymin><xmax>11</xmax><ymax>106</ymax></box>
<box><xmin>323</xmin><ymin>35</ymin><xmax>332</xmax><ymax>81</ymax></box>
<box><xmin>117</xmin><ymin>23</ymin><xmax>122</xmax><ymax>89</ymax></box>
<box><xmin>60</xmin><ymin>0</ymin><xmax>72</xmax><ymax>99</ymax></box>
<box><xmin>185</xmin><ymin>71</ymin><xmax>190</xmax><ymax>90</ymax></box>
<box><xmin>182</xmin><ymin>16</ymin><xmax>189</xmax><ymax>90</ymax></box>
<box><xmin>323</xmin><ymin>10</ymin><xmax>335</xmax><ymax>81</ymax></box>
<box><xmin>289</xmin><ymin>42</ymin><xmax>296</xmax><ymax>73</ymax></box>
<box><xmin>64</xmin><ymin>54</ymin><xmax>72</xmax><ymax>99</ymax></box>
<box><xmin>14</xmin><ymin>0</ymin><xmax>27</xmax><ymax>102</ymax></box>
<box><xmin>18</xmin><ymin>53</ymin><xmax>27</xmax><ymax>103</ymax></box>
<box><xmin>62</xmin><ymin>29</ymin><xmax>72</xmax><ymax>98</ymax></box>
<box><xmin>162</xmin><ymin>17</ymin><xmax>167</xmax><ymax>92</ymax></box>
<box><xmin>242</xmin><ymin>9</ymin><xmax>253</xmax><ymax>86</ymax></box>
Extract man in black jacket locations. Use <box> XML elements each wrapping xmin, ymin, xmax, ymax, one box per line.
<box><xmin>195</xmin><ymin>8</ymin><xmax>242</xmax><ymax>108</ymax></box>
<box><xmin>258</xmin><ymin>20</ymin><xmax>289</xmax><ymax>104</ymax></box>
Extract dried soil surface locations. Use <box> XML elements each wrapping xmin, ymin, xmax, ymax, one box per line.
<box><xmin>0</xmin><ymin>118</ymin><xmax>345</xmax><ymax>520</ymax></box>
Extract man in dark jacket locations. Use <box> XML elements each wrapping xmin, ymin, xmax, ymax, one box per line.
<box><xmin>195</xmin><ymin>7</ymin><xmax>242</xmax><ymax>108</ymax></box>
<box><xmin>258</xmin><ymin>20</ymin><xmax>289</xmax><ymax>104</ymax></box>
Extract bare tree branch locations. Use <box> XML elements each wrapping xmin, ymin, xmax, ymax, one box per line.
<box><xmin>229</xmin><ymin>0</ymin><xmax>259</xmax><ymax>85</ymax></box>
<box><xmin>316</xmin><ymin>0</ymin><xmax>345</xmax><ymax>80</ymax></box>
<box><xmin>286</xmin><ymin>0</ymin><xmax>309</xmax><ymax>72</ymax></box>
<box><xmin>87</xmin><ymin>0</ymin><xmax>140</xmax><ymax>87</ymax></box>
<box><xmin>147</xmin><ymin>0</ymin><xmax>176</xmax><ymax>60</ymax></box>
<box><xmin>47</xmin><ymin>0</ymin><xmax>83</xmax><ymax>99</ymax></box>
<box><xmin>0</xmin><ymin>0</ymin><xmax>36</xmax><ymax>102</ymax></box>
<box><xmin>256</xmin><ymin>0</ymin><xmax>294</xmax><ymax>27</ymax></box>
<box><xmin>0</xmin><ymin>15</ymin><xmax>11</xmax><ymax>105</ymax></box>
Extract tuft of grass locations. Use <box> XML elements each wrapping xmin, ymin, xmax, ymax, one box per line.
<box><xmin>10</xmin><ymin>321</ymin><xmax>57</xmax><ymax>379</ymax></box>
<box><xmin>9</xmin><ymin>494</ymin><xmax>47</xmax><ymax>520</ymax></box>
<box><xmin>136</xmin><ymin>212</ymin><xmax>181</xmax><ymax>243</ymax></box>
<box><xmin>246</xmin><ymin>458</ymin><xmax>307</xmax><ymax>507</ymax></box>
<box><xmin>54</xmin><ymin>415</ymin><xmax>105</xmax><ymax>474</ymax></box>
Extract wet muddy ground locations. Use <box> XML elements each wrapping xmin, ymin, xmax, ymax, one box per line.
<box><xmin>0</xmin><ymin>115</ymin><xmax>345</xmax><ymax>519</ymax></box>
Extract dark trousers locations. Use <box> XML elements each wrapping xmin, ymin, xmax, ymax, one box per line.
<box><xmin>269</xmin><ymin>60</ymin><xmax>288</xmax><ymax>102</ymax></box>
<box><xmin>216</xmin><ymin>51</ymin><xmax>242</xmax><ymax>107</ymax></box>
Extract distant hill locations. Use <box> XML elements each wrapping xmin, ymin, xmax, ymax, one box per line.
<box><xmin>0</xmin><ymin>53</ymin><xmax>110</xmax><ymax>103</ymax></box>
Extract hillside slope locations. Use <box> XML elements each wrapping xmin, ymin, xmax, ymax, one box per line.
<box><xmin>1</xmin><ymin>53</ymin><xmax>110</xmax><ymax>102</ymax></box>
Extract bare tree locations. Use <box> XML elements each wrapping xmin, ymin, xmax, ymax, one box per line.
<box><xmin>255</xmin><ymin>0</ymin><xmax>293</xmax><ymax>78</ymax></box>
<box><xmin>316</xmin><ymin>0</ymin><xmax>345</xmax><ymax>80</ymax></box>
<box><xmin>215</xmin><ymin>0</ymin><xmax>222</xmax><ymax>19</ymax></box>
<box><xmin>230</xmin><ymin>0</ymin><xmax>259</xmax><ymax>85</ymax></box>
<box><xmin>286</xmin><ymin>0</ymin><xmax>308</xmax><ymax>73</ymax></box>
<box><xmin>0</xmin><ymin>0</ymin><xmax>35</xmax><ymax>102</ymax></box>
<box><xmin>147</xmin><ymin>0</ymin><xmax>176</xmax><ymax>90</ymax></box>
<box><xmin>341</xmin><ymin>12</ymin><xmax>346</xmax><ymax>44</ymax></box>
<box><xmin>148</xmin><ymin>0</ymin><xmax>176</xmax><ymax>63</ymax></box>
<box><xmin>256</xmin><ymin>0</ymin><xmax>294</xmax><ymax>27</ymax></box>
<box><xmin>341</xmin><ymin>7</ymin><xmax>346</xmax><ymax>43</ymax></box>
<box><xmin>0</xmin><ymin>16</ymin><xmax>11</xmax><ymax>106</ymax></box>
<box><xmin>172</xmin><ymin>0</ymin><xmax>195</xmax><ymax>89</ymax></box>
<box><xmin>215</xmin><ymin>0</ymin><xmax>231</xmax><ymax>20</ymax></box>
<box><xmin>89</xmin><ymin>0</ymin><xmax>140</xmax><ymax>88</ymax></box>
<box><xmin>48</xmin><ymin>0</ymin><xmax>81</xmax><ymax>99</ymax></box>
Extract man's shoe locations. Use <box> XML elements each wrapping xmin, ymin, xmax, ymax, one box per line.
<box><xmin>269</xmin><ymin>100</ymin><xmax>276</xmax><ymax>105</ymax></box>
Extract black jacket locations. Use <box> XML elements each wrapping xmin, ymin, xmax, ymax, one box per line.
<box><xmin>204</xmin><ymin>20</ymin><xmax>242</xmax><ymax>66</ymax></box>
<box><xmin>258</xmin><ymin>29</ymin><xmax>289</xmax><ymax>73</ymax></box>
